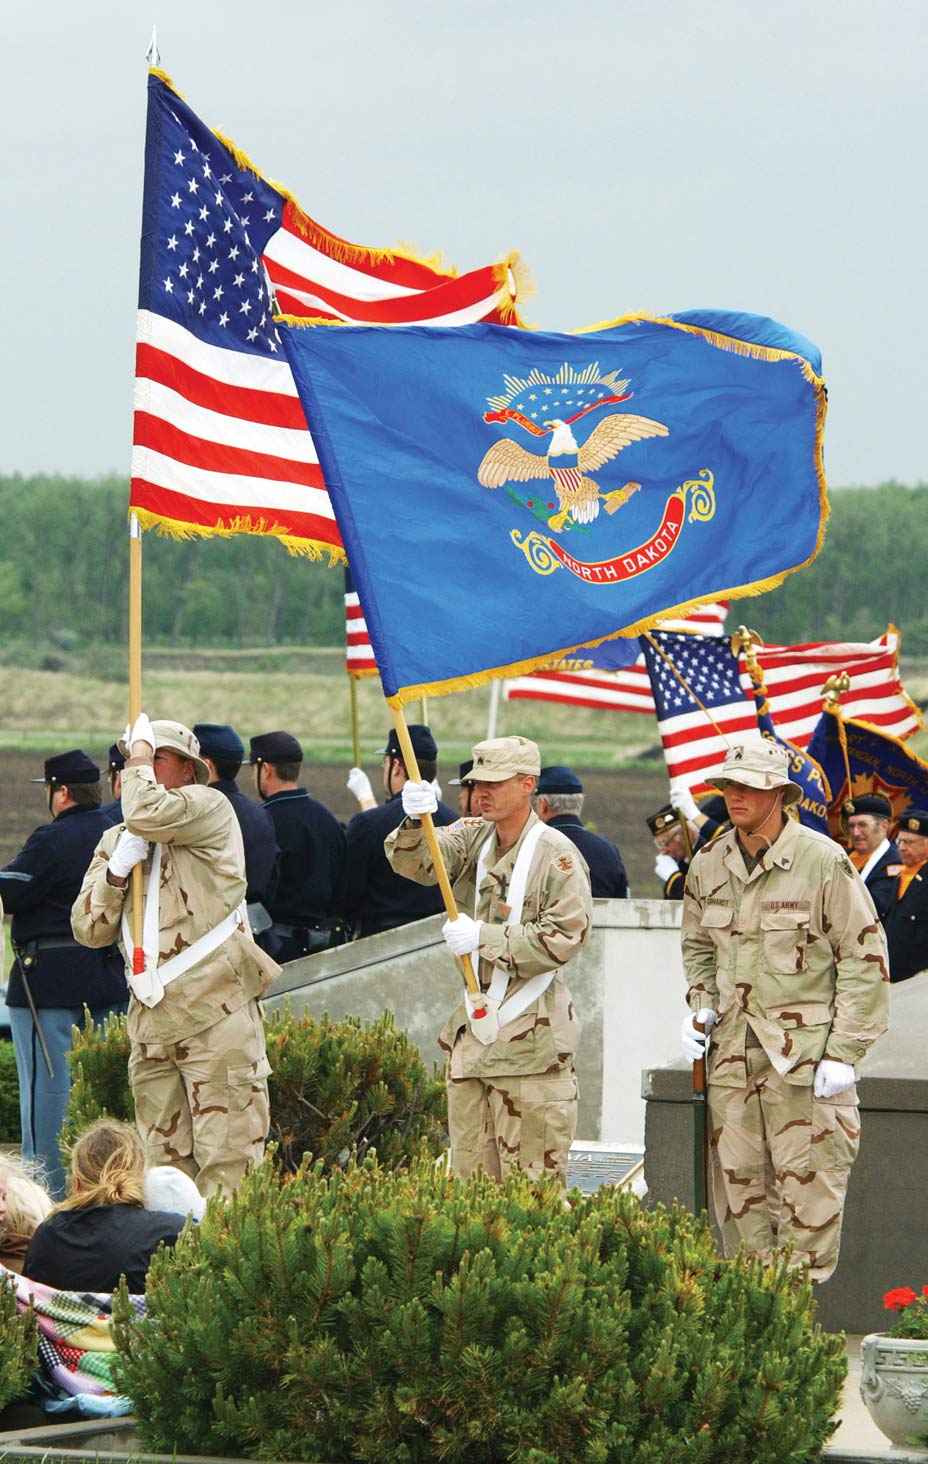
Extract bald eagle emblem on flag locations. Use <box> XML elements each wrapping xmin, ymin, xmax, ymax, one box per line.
<box><xmin>476</xmin><ymin>362</ymin><xmax>715</xmax><ymax>583</ymax></box>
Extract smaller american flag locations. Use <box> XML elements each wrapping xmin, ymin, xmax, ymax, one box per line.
<box><xmin>504</xmin><ymin>603</ymin><xmax>729</xmax><ymax>711</ymax></box>
<box><xmin>345</xmin><ymin>567</ymin><xmax>377</xmax><ymax>676</ymax></box>
<box><xmin>641</xmin><ymin>630</ymin><xmax>759</xmax><ymax>785</ymax></box>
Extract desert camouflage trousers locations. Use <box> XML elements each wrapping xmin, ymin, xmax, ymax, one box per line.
<box><xmin>128</xmin><ymin>998</ymin><xmax>271</xmax><ymax>1198</ymax></box>
<box><xmin>446</xmin><ymin>1063</ymin><xmax>578</xmax><ymax>1191</ymax></box>
<box><xmin>708</xmin><ymin>1032</ymin><xmax>860</xmax><ymax>1283</ymax></box>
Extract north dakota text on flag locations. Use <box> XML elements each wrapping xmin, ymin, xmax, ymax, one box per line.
<box><xmin>132</xmin><ymin>71</ymin><xmax>526</xmax><ymax>559</ymax></box>
<box><xmin>279</xmin><ymin>310</ymin><xmax>827</xmax><ymax>704</ymax></box>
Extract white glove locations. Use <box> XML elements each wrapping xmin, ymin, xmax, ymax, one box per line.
<box><xmin>670</xmin><ymin>782</ymin><xmax>699</xmax><ymax>822</ymax></box>
<box><xmin>108</xmin><ymin>829</ymin><xmax>150</xmax><ymax>880</ymax></box>
<box><xmin>431</xmin><ymin>778</ymin><xmax>443</xmax><ymax>801</ymax></box>
<box><xmin>401</xmin><ymin>780</ymin><xmax>439</xmax><ymax>819</ymax></box>
<box><xmin>655</xmin><ymin>853</ymin><xmax>680</xmax><ymax>882</ymax></box>
<box><xmin>466</xmin><ymin>992</ymin><xmax>500</xmax><ymax>1046</ymax></box>
<box><xmin>346</xmin><ymin>767</ymin><xmax>374</xmax><ymax>805</ymax></box>
<box><xmin>442</xmin><ymin>914</ymin><xmax>482</xmax><ymax>957</ymax></box>
<box><xmin>123</xmin><ymin>713</ymin><xmax>155</xmax><ymax>754</ymax></box>
<box><xmin>813</xmin><ymin>1058</ymin><xmax>856</xmax><ymax>1099</ymax></box>
<box><xmin>682</xmin><ymin>1008</ymin><xmax>716</xmax><ymax>1062</ymax></box>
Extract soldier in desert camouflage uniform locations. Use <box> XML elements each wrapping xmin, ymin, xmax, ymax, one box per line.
<box><xmin>72</xmin><ymin>716</ymin><xmax>280</xmax><ymax>1197</ymax></box>
<box><xmin>387</xmin><ymin>735</ymin><xmax>592</xmax><ymax>1190</ymax></box>
<box><xmin>681</xmin><ymin>740</ymin><xmax>889</xmax><ymax>1282</ymax></box>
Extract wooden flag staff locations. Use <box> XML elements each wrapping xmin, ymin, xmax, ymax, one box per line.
<box><xmin>128</xmin><ymin>515</ymin><xmax>146</xmax><ymax>977</ymax></box>
<box><xmin>388</xmin><ymin>704</ymin><xmax>482</xmax><ymax>1002</ymax></box>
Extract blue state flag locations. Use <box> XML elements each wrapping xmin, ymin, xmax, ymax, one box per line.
<box><xmin>807</xmin><ymin>707</ymin><xmax>928</xmax><ymax>839</ymax></box>
<box><xmin>747</xmin><ymin>671</ymin><xmax>831</xmax><ymax>833</ymax></box>
<box><xmin>279</xmin><ymin>310</ymin><xmax>827</xmax><ymax>705</ymax></box>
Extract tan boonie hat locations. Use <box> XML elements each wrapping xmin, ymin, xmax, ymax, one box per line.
<box><xmin>705</xmin><ymin>739</ymin><xmax>802</xmax><ymax>805</ymax></box>
<box><xmin>119</xmin><ymin>720</ymin><xmax>211</xmax><ymax>786</ymax></box>
<box><xmin>469</xmin><ymin>735</ymin><xmax>541</xmax><ymax>782</ymax></box>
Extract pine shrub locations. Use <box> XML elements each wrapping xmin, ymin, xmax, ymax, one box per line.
<box><xmin>66</xmin><ymin>1007</ymin><xmax>446</xmax><ymax>1172</ymax></box>
<box><xmin>113</xmin><ymin>1155</ymin><xmax>846</xmax><ymax>1464</ymax></box>
<box><xmin>0</xmin><ymin>1040</ymin><xmax>21</xmax><ymax>1143</ymax></box>
<box><xmin>0</xmin><ymin>1271</ymin><xmax>37</xmax><ymax>1411</ymax></box>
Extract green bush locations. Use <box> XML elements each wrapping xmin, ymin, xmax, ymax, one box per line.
<box><xmin>0</xmin><ymin>1271</ymin><xmax>37</xmax><ymax>1412</ymax></box>
<box><xmin>113</xmin><ymin>1155</ymin><xmax>845</xmax><ymax>1464</ymax></box>
<box><xmin>66</xmin><ymin>1007</ymin><xmax>447</xmax><ymax>1172</ymax></box>
<box><xmin>0</xmin><ymin>1040</ymin><xmax>21</xmax><ymax>1144</ymax></box>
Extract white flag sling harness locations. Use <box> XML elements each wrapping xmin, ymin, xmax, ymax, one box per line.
<box><xmin>467</xmin><ymin>821</ymin><xmax>556</xmax><ymax>1032</ymax></box>
<box><xmin>121</xmin><ymin>842</ymin><xmax>247</xmax><ymax>1008</ymax></box>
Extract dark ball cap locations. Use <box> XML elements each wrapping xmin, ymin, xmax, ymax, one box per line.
<box><xmin>843</xmin><ymin>793</ymin><xmax>892</xmax><ymax>821</ymax></box>
<box><xmin>899</xmin><ymin>809</ymin><xmax>928</xmax><ymax>837</ymax></box>
<box><xmin>646</xmin><ymin>803</ymin><xmax>679</xmax><ymax>837</ymax></box>
<box><xmin>249</xmin><ymin>730</ymin><xmax>303</xmax><ymax>765</ymax></box>
<box><xmin>107</xmin><ymin>742</ymin><xmax>126</xmax><ymax>773</ymax></box>
<box><xmin>194</xmin><ymin>723</ymin><xmax>245</xmax><ymax>763</ymax></box>
<box><xmin>537</xmin><ymin>764</ymin><xmax>584</xmax><ymax>795</ymax></box>
<box><xmin>376</xmin><ymin>724</ymin><xmax>438</xmax><ymax>762</ymax></box>
<box><xmin>449</xmin><ymin>759</ymin><xmax>474</xmax><ymax>787</ymax></box>
<box><xmin>31</xmin><ymin>749</ymin><xmax>101</xmax><ymax>786</ymax></box>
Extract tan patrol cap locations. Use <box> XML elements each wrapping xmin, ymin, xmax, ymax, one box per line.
<box><xmin>705</xmin><ymin>739</ymin><xmax>802</xmax><ymax>805</ymax></box>
<box><xmin>119</xmin><ymin>719</ymin><xmax>211</xmax><ymax>785</ymax></box>
<box><xmin>469</xmin><ymin>735</ymin><xmax>541</xmax><ymax>782</ymax></box>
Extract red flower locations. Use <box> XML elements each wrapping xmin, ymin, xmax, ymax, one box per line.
<box><xmin>884</xmin><ymin>1286</ymin><xmax>918</xmax><ymax>1311</ymax></box>
<box><xmin>923</xmin><ymin>1285</ymin><xmax>928</xmax><ymax>1298</ymax></box>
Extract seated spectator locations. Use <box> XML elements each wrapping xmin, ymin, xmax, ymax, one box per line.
<box><xmin>143</xmin><ymin>1164</ymin><xmax>207</xmax><ymax>1222</ymax></box>
<box><xmin>0</xmin><ymin>1154</ymin><xmax>53</xmax><ymax>1274</ymax></box>
<box><xmin>24</xmin><ymin>1120</ymin><xmax>185</xmax><ymax>1295</ymax></box>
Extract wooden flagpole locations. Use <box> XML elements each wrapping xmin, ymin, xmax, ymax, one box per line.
<box><xmin>128</xmin><ymin>514</ymin><xmax>146</xmax><ymax>977</ymax></box>
<box><xmin>388</xmin><ymin>704</ymin><xmax>482</xmax><ymax>1000</ymax></box>
<box><xmin>349</xmin><ymin>675</ymin><xmax>361</xmax><ymax>767</ymax></box>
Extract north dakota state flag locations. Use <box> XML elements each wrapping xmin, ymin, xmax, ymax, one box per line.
<box><xmin>279</xmin><ymin>309</ymin><xmax>827</xmax><ymax>706</ymax></box>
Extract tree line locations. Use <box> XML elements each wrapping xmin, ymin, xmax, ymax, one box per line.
<box><xmin>0</xmin><ymin>474</ymin><xmax>925</xmax><ymax>652</ymax></box>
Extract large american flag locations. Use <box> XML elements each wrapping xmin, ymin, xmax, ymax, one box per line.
<box><xmin>504</xmin><ymin>602</ymin><xmax>730</xmax><ymax>710</ymax></box>
<box><xmin>132</xmin><ymin>72</ymin><xmax>525</xmax><ymax>559</ymax></box>
<box><xmin>642</xmin><ymin>627</ymin><xmax>921</xmax><ymax>789</ymax></box>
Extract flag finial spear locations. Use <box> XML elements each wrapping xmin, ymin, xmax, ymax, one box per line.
<box><xmin>146</xmin><ymin>26</ymin><xmax>160</xmax><ymax>67</ymax></box>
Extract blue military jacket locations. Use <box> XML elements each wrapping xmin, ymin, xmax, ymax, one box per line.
<box><xmin>545</xmin><ymin>813</ymin><xmax>628</xmax><ymax>899</ymax></box>
<box><xmin>862</xmin><ymin>840</ymin><xmax>901</xmax><ymax>923</ymax></box>
<box><xmin>345</xmin><ymin>793</ymin><xmax>458</xmax><ymax>937</ymax></box>
<box><xmin>884</xmin><ymin>860</ymin><xmax>928</xmax><ymax>983</ymax></box>
<box><xmin>0</xmin><ymin>806</ymin><xmax>128</xmax><ymax>1009</ymax></box>
<box><xmin>263</xmin><ymin>787</ymin><xmax>346</xmax><ymax>925</ymax></box>
<box><xmin>212</xmin><ymin>779</ymin><xmax>280</xmax><ymax>907</ymax></box>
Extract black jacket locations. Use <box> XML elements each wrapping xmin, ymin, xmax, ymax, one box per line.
<box><xmin>262</xmin><ymin>788</ymin><xmax>346</xmax><ymax>925</ymax></box>
<box><xmin>212</xmin><ymin>779</ymin><xmax>279</xmax><ymax>907</ymax></box>
<box><xmin>345</xmin><ymin>793</ymin><xmax>458</xmax><ymax>937</ymax></box>
<box><xmin>860</xmin><ymin>840</ymin><xmax>901</xmax><ymax>922</ymax></box>
<box><xmin>544</xmin><ymin>814</ymin><xmax>628</xmax><ymax>898</ymax></box>
<box><xmin>1</xmin><ymin>806</ymin><xmax>128</xmax><ymax>1010</ymax></box>
<box><xmin>24</xmin><ymin>1204</ymin><xmax>183</xmax><ymax>1295</ymax></box>
<box><xmin>884</xmin><ymin>863</ymin><xmax>928</xmax><ymax>983</ymax></box>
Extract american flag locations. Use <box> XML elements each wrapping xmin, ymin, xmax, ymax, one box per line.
<box><xmin>132</xmin><ymin>72</ymin><xmax>525</xmax><ymax>559</ymax></box>
<box><xmin>642</xmin><ymin>627</ymin><xmax>922</xmax><ymax>790</ymax></box>
<box><xmin>345</xmin><ymin>566</ymin><xmax>377</xmax><ymax>676</ymax></box>
<box><xmin>504</xmin><ymin>602</ymin><xmax>729</xmax><ymax>711</ymax></box>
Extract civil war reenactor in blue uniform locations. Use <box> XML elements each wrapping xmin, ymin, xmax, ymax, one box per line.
<box><xmin>842</xmin><ymin>792</ymin><xmax>900</xmax><ymax>921</ymax></box>
<box><xmin>194</xmin><ymin>723</ymin><xmax>280</xmax><ymax>939</ymax></box>
<box><xmin>344</xmin><ymin>724</ymin><xmax>458</xmax><ymax>939</ymax></box>
<box><xmin>102</xmin><ymin>742</ymin><xmax>125</xmax><ymax>824</ymax></box>
<box><xmin>0</xmin><ymin>751</ymin><xmax>128</xmax><ymax>1196</ymax></box>
<box><xmin>883</xmin><ymin>808</ymin><xmax>928</xmax><ymax>983</ymax></box>
<box><xmin>533</xmin><ymin>765</ymin><xmax>629</xmax><ymax>898</ymax></box>
<box><xmin>249</xmin><ymin>731</ymin><xmax>347</xmax><ymax>963</ymax></box>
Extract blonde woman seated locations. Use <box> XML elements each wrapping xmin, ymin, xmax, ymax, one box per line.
<box><xmin>24</xmin><ymin>1121</ymin><xmax>184</xmax><ymax>1295</ymax></box>
<box><xmin>0</xmin><ymin>1153</ymin><xmax>53</xmax><ymax>1274</ymax></box>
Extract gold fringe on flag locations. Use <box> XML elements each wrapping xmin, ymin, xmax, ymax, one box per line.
<box><xmin>128</xmin><ymin>506</ymin><xmax>346</xmax><ymax>563</ymax></box>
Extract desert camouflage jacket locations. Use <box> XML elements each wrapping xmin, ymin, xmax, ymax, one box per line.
<box><xmin>71</xmin><ymin>760</ymin><xmax>279</xmax><ymax>1044</ymax></box>
<box><xmin>386</xmin><ymin>810</ymin><xmax>592</xmax><ymax>1079</ymax></box>
<box><xmin>681</xmin><ymin>817</ymin><xmax>889</xmax><ymax>1087</ymax></box>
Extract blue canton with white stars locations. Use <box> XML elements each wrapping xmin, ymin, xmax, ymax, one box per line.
<box><xmin>642</xmin><ymin>631</ymin><xmax>745</xmax><ymax>720</ymax></box>
<box><xmin>141</xmin><ymin>79</ymin><xmax>285</xmax><ymax>358</ymax></box>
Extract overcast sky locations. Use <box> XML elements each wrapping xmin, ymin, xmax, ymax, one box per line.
<box><xmin>3</xmin><ymin>0</ymin><xmax>925</xmax><ymax>488</ymax></box>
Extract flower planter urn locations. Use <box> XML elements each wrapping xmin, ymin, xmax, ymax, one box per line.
<box><xmin>860</xmin><ymin>1332</ymin><xmax>928</xmax><ymax>1450</ymax></box>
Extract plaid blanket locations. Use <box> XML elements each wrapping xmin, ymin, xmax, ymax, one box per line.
<box><xmin>3</xmin><ymin>1265</ymin><xmax>145</xmax><ymax>1398</ymax></box>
